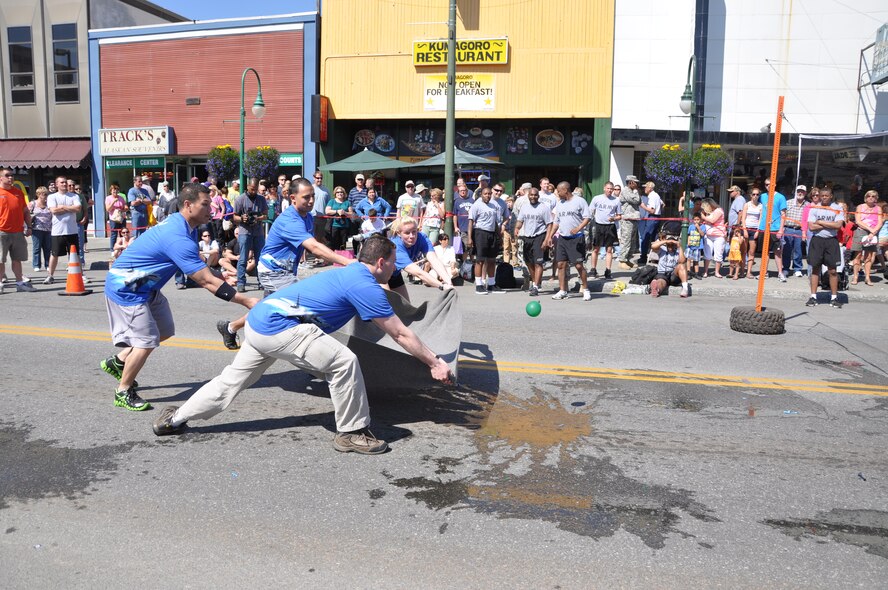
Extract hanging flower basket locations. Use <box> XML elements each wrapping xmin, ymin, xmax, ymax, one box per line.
<box><xmin>693</xmin><ymin>145</ymin><xmax>734</xmax><ymax>186</ymax></box>
<box><xmin>643</xmin><ymin>144</ymin><xmax>694</xmax><ymax>193</ymax></box>
<box><xmin>206</xmin><ymin>144</ymin><xmax>239</xmax><ymax>183</ymax></box>
<box><xmin>644</xmin><ymin>144</ymin><xmax>734</xmax><ymax>192</ymax></box>
<box><xmin>243</xmin><ymin>146</ymin><xmax>280</xmax><ymax>182</ymax></box>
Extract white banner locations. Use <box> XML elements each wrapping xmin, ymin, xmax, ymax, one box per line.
<box><xmin>424</xmin><ymin>74</ymin><xmax>495</xmax><ymax>111</ymax></box>
<box><xmin>98</xmin><ymin>126</ymin><xmax>172</xmax><ymax>156</ymax></box>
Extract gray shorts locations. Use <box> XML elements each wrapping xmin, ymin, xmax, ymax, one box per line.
<box><xmin>257</xmin><ymin>268</ymin><xmax>298</xmax><ymax>295</ymax></box>
<box><xmin>105</xmin><ymin>290</ymin><xmax>175</xmax><ymax>349</ymax></box>
<box><xmin>0</xmin><ymin>231</ymin><xmax>28</xmax><ymax>262</ymax></box>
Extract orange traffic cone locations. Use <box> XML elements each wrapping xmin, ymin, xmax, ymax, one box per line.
<box><xmin>58</xmin><ymin>244</ymin><xmax>93</xmax><ymax>296</ymax></box>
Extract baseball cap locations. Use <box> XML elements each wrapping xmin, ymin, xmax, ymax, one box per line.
<box><xmin>405</xmin><ymin>180</ymin><xmax>415</xmax><ymax>186</ymax></box>
<box><xmin>190</xmin><ymin>177</ymin><xmax>199</xmax><ymax>183</ymax></box>
<box><xmin>520</xmin><ymin>182</ymin><xmax>533</xmax><ymax>190</ymax></box>
<box><xmin>355</xmin><ymin>174</ymin><xmax>365</xmax><ymax>180</ymax></box>
<box><xmin>292</xmin><ymin>174</ymin><xmax>302</xmax><ymax>181</ymax></box>
<box><xmin>477</xmin><ymin>174</ymin><xmax>490</xmax><ymax>182</ymax></box>
<box><xmin>796</xmin><ymin>184</ymin><xmax>807</xmax><ymax>192</ymax></box>
<box><xmin>625</xmin><ymin>175</ymin><xmax>640</xmax><ymax>183</ymax></box>
<box><xmin>141</xmin><ymin>175</ymin><xmax>151</xmax><ymax>181</ymax></box>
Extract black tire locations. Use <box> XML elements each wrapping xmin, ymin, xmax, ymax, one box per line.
<box><xmin>729</xmin><ymin>306</ymin><xmax>785</xmax><ymax>335</ymax></box>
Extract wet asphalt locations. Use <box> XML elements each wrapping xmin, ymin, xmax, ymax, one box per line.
<box><xmin>1</xmin><ymin>252</ymin><xmax>887</xmax><ymax>588</ymax></box>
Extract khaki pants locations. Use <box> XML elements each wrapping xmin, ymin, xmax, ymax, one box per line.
<box><xmin>501</xmin><ymin>231</ymin><xmax>517</xmax><ymax>265</ymax></box>
<box><xmin>176</xmin><ymin>322</ymin><xmax>370</xmax><ymax>432</ymax></box>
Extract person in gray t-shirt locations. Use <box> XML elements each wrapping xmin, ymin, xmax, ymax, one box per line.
<box><xmin>550</xmin><ymin>181</ymin><xmax>592</xmax><ymax>300</ymax></box>
<box><xmin>514</xmin><ymin>188</ymin><xmax>554</xmax><ymax>296</ymax></box>
<box><xmin>805</xmin><ymin>187</ymin><xmax>845</xmax><ymax>307</ymax></box>
<box><xmin>467</xmin><ymin>186</ymin><xmax>504</xmax><ymax>294</ymax></box>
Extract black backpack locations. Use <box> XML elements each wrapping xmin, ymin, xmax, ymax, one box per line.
<box><xmin>495</xmin><ymin>262</ymin><xmax>517</xmax><ymax>288</ymax></box>
<box><xmin>629</xmin><ymin>265</ymin><xmax>658</xmax><ymax>285</ymax></box>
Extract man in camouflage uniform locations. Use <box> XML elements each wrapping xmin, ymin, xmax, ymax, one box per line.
<box><xmin>618</xmin><ymin>175</ymin><xmax>642</xmax><ymax>269</ymax></box>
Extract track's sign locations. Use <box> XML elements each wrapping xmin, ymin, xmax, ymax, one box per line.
<box><xmin>413</xmin><ymin>38</ymin><xmax>508</xmax><ymax>66</ymax></box>
<box><xmin>98</xmin><ymin>126</ymin><xmax>172</xmax><ymax>156</ymax></box>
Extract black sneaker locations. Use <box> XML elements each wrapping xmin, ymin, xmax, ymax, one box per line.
<box><xmin>100</xmin><ymin>356</ymin><xmax>138</xmax><ymax>388</ymax></box>
<box><xmin>590</xmin><ymin>268</ymin><xmax>599</xmax><ymax>279</ymax></box>
<box><xmin>487</xmin><ymin>285</ymin><xmax>506</xmax><ymax>294</ymax></box>
<box><xmin>153</xmin><ymin>406</ymin><xmax>187</xmax><ymax>435</ymax></box>
<box><xmin>805</xmin><ymin>296</ymin><xmax>818</xmax><ymax>307</ymax></box>
<box><xmin>332</xmin><ymin>428</ymin><xmax>388</xmax><ymax>455</ymax></box>
<box><xmin>604</xmin><ymin>269</ymin><xmax>612</xmax><ymax>279</ymax></box>
<box><xmin>114</xmin><ymin>387</ymin><xmax>151</xmax><ymax>411</ymax></box>
<box><xmin>216</xmin><ymin>320</ymin><xmax>240</xmax><ymax>350</ymax></box>
<box><xmin>475</xmin><ymin>284</ymin><xmax>488</xmax><ymax>295</ymax></box>
<box><xmin>830</xmin><ymin>298</ymin><xmax>843</xmax><ymax>309</ymax></box>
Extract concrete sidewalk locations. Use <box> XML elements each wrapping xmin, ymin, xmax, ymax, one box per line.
<box><xmin>24</xmin><ymin>246</ymin><xmax>884</xmax><ymax>305</ymax></box>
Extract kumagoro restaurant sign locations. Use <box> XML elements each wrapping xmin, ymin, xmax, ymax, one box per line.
<box><xmin>413</xmin><ymin>38</ymin><xmax>508</xmax><ymax>66</ymax></box>
<box><xmin>424</xmin><ymin>73</ymin><xmax>495</xmax><ymax>111</ymax></box>
<box><xmin>98</xmin><ymin>126</ymin><xmax>172</xmax><ymax>156</ymax></box>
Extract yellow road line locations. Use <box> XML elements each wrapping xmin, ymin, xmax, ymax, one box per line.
<box><xmin>2</xmin><ymin>324</ymin><xmax>886</xmax><ymax>397</ymax></box>
<box><xmin>461</xmin><ymin>362</ymin><xmax>887</xmax><ymax>396</ymax></box>
<box><xmin>462</xmin><ymin>358</ymin><xmax>887</xmax><ymax>390</ymax></box>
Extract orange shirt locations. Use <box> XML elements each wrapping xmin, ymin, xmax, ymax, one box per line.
<box><xmin>0</xmin><ymin>186</ymin><xmax>27</xmax><ymax>233</ymax></box>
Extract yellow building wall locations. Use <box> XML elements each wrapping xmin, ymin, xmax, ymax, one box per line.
<box><xmin>321</xmin><ymin>0</ymin><xmax>614</xmax><ymax>120</ymax></box>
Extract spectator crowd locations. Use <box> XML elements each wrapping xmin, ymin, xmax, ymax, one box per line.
<box><xmin>2</xmin><ymin>166</ymin><xmax>885</xmax><ymax>309</ymax></box>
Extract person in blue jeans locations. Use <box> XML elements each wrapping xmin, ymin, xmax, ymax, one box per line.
<box><xmin>127</xmin><ymin>176</ymin><xmax>151</xmax><ymax>238</ymax></box>
<box><xmin>782</xmin><ymin>184</ymin><xmax>808</xmax><ymax>277</ymax></box>
<box><xmin>233</xmin><ymin>178</ymin><xmax>268</xmax><ymax>292</ymax></box>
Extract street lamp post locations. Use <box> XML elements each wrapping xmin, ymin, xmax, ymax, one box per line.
<box><xmin>239</xmin><ymin>67</ymin><xmax>266</xmax><ymax>190</ymax></box>
<box><xmin>678</xmin><ymin>55</ymin><xmax>696</xmax><ymax>250</ymax></box>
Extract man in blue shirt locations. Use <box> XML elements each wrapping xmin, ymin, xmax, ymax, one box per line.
<box><xmin>757</xmin><ymin>178</ymin><xmax>787</xmax><ymax>280</ymax></box>
<box><xmin>100</xmin><ymin>183</ymin><xmax>257</xmax><ymax>411</ymax></box>
<box><xmin>127</xmin><ymin>176</ymin><xmax>152</xmax><ymax>237</ymax></box>
<box><xmin>216</xmin><ymin>178</ymin><xmax>355</xmax><ymax>349</ymax></box>
<box><xmin>152</xmin><ymin>235</ymin><xmax>455</xmax><ymax>455</ymax></box>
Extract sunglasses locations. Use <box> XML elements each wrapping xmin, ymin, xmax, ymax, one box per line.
<box><xmin>492</xmin><ymin>188</ymin><xmax>502</xmax><ymax>192</ymax></box>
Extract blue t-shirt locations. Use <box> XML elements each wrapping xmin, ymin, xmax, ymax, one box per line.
<box><xmin>453</xmin><ymin>195</ymin><xmax>473</xmax><ymax>233</ymax></box>
<box><xmin>128</xmin><ymin>186</ymin><xmax>149</xmax><ymax>214</ymax></box>
<box><xmin>258</xmin><ymin>206</ymin><xmax>314</xmax><ymax>274</ymax></box>
<box><xmin>759</xmin><ymin>191</ymin><xmax>787</xmax><ymax>232</ymax></box>
<box><xmin>247</xmin><ymin>262</ymin><xmax>394</xmax><ymax>336</ymax></box>
<box><xmin>105</xmin><ymin>213</ymin><xmax>204</xmax><ymax>305</ymax></box>
<box><xmin>392</xmin><ymin>232</ymin><xmax>432</xmax><ymax>271</ymax></box>
<box><xmin>355</xmin><ymin>197</ymin><xmax>392</xmax><ymax>220</ymax></box>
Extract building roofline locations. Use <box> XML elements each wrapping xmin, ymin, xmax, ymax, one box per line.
<box><xmin>117</xmin><ymin>0</ymin><xmax>188</xmax><ymax>23</ymax></box>
<box><xmin>89</xmin><ymin>11</ymin><xmax>317</xmax><ymax>37</ymax></box>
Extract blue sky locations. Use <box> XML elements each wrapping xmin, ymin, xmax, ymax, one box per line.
<box><xmin>153</xmin><ymin>0</ymin><xmax>317</xmax><ymax>20</ymax></box>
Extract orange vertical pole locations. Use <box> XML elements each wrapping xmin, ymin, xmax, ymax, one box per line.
<box><xmin>755</xmin><ymin>96</ymin><xmax>785</xmax><ymax>312</ymax></box>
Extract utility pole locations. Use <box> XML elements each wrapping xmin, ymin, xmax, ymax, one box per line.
<box><xmin>443</xmin><ymin>0</ymin><xmax>457</xmax><ymax>237</ymax></box>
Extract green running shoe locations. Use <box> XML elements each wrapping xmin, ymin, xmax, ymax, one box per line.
<box><xmin>101</xmin><ymin>356</ymin><xmax>138</xmax><ymax>388</ymax></box>
<box><xmin>114</xmin><ymin>387</ymin><xmax>151</xmax><ymax>411</ymax></box>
